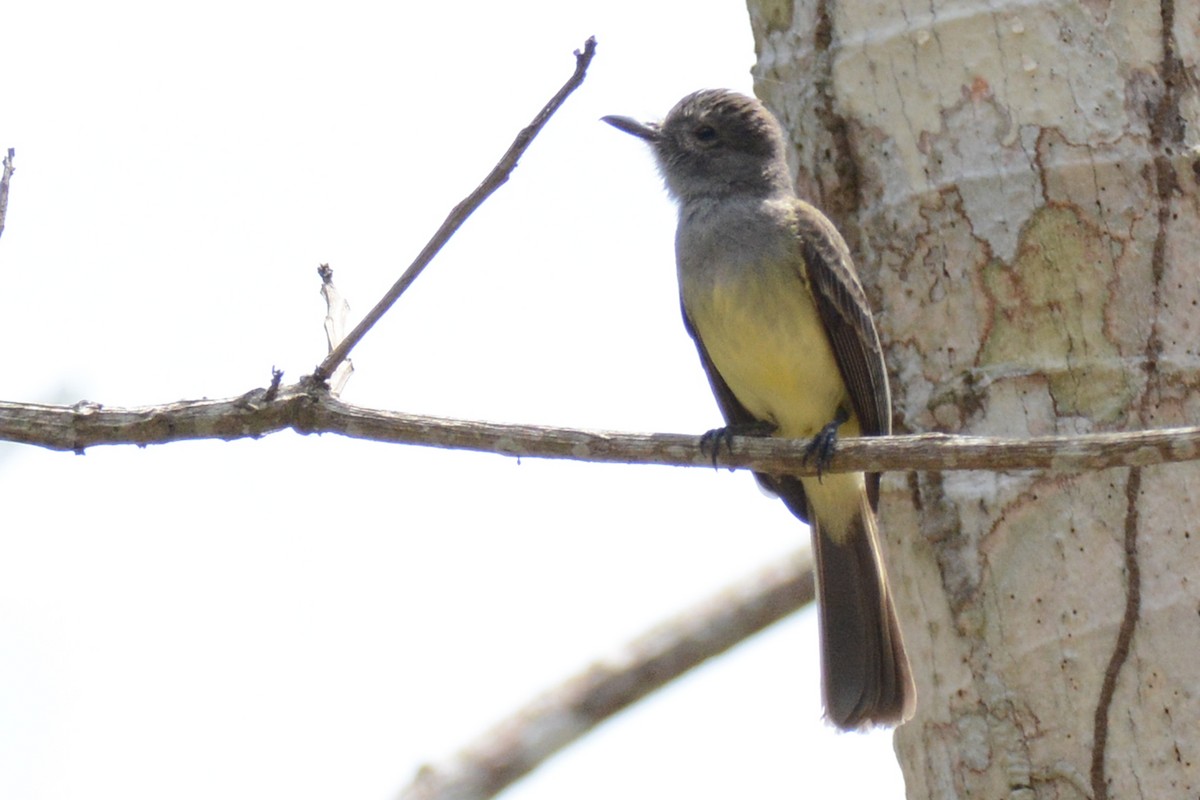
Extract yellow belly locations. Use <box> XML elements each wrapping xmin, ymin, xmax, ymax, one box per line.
<box><xmin>689</xmin><ymin>274</ymin><xmax>849</xmax><ymax>440</ymax></box>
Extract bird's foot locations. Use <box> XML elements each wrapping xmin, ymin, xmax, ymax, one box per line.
<box><xmin>803</xmin><ymin>407</ymin><xmax>850</xmax><ymax>482</ymax></box>
<box><xmin>699</xmin><ymin>420</ymin><xmax>777</xmax><ymax>468</ymax></box>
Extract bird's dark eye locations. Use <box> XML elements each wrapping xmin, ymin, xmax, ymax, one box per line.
<box><xmin>694</xmin><ymin>125</ymin><xmax>718</xmax><ymax>143</ymax></box>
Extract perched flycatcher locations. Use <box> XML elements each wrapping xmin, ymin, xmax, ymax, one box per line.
<box><xmin>604</xmin><ymin>89</ymin><xmax>914</xmax><ymax>729</ymax></box>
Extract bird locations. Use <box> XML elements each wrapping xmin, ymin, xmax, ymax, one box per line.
<box><xmin>603</xmin><ymin>89</ymin><xmax>914</xmax><ymax>729</ymax></box>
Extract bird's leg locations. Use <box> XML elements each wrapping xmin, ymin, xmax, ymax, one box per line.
<box><xmin>802</xmin><ymin>406</ymin><xmax>850</xmax><ymax>481</ymax></box>
<box><xmin>699</xmin><ymin>420</ymin><xmax>777</xmax><ymax>468</ymax></box>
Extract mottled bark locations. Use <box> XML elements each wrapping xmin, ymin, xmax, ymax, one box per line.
<box><xmin>747</xmin><ymin>1</ymin><xmax>1200</xmax><ymax>797</ymax></box>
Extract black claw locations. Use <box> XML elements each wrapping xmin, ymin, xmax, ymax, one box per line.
<box><xmin>803</xmin><ymin>407</ymin><xmax>850</xmax><ymax>481</ymax></box>
<box><xmin>698</xmin><ymin>428</ymin><xmax>731</xmax><ymax>467</ymax></box>
<box><xmin>699</xmin><ymin>420</ymin><xmax>777</xmax><ymax>468</ymax></box>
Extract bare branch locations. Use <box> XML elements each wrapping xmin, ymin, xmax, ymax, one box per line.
<box><xmin>311</xmin><ymin>36</ymin><xmax>599</xmax><ymax>384</ymax></box>
<box><xmin>398</xmin><ymin>549</ymin><xmax>815</xmax><ymax>800</ymax></box>
<box><xmin>2</xmin><ymin>387</ymin><xmax>1198</xmax><ymax>474</ymax></box>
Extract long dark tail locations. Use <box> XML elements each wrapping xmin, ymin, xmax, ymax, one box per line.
<box><xmin>812</xmin><ymin>501</ymin><xmax>914</xmax><ymax>729</ymax></box>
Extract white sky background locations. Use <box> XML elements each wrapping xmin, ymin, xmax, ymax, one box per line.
<box><xmin>0</xmin><ymin>2</ymin><xmax>906</xmax><ymax>798</ymax></box>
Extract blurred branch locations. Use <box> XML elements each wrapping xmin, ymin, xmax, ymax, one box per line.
<box><xmin>311</xmin><ymin>36</ymin><xmax>598</xmax><ymax>384</ymax></box>
<box><xmin>398</xmin><ymin>548</ymin><xmax>816</xmax><ymax>800</ymax></box>
<box><xmin>0</xmin><ymin>148</ymin><xmax>14</xmax><ymax>241</ymax></box>
<box><xmin>2</xmin><ymin>385</ymin><xmax>1198</xmax><ymax>474</ymax></box>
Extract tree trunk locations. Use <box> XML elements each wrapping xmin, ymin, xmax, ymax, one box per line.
<box><xmin>746</xmin><ymin>1</ymin><xmax>1200</xmax><ymax>796</ymax></box>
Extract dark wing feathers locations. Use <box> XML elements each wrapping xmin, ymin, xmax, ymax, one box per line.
<box><xmin>794</xmin><ymin>204</ymin><xmax>891</xmax><ymax>510</ymax></box>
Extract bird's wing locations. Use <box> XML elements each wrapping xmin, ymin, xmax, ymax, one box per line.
<box><xmin>682</xmin><ymin>303</ymin><xmax>813</xmax><ymax>524</ymax></box>
<box><xmin>793</xmin><ymin>202</ymin><xmax>892</xmax><ymax>509</ymax></box>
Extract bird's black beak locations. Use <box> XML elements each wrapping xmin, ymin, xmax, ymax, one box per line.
<box><xmin>602</xmin><ymin>115</ymin><xmax>661</xmax><ymax>142</ymax></box>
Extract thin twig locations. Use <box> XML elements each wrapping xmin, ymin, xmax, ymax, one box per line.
<box><xmin>0</xmin><ymin>148</ymin><xmax>15</xmax><ymax>241</ymax></box>
<box><xmin>311</xmin><ymin>36</ymin><xmax>598</xmax><ymax>384</ymax></box>
<box><xmin>317</xmin><ymin>263</ymin><xmax>354</xmax><ymax>394</ymax></box>
<box><xmin>2</xmin><ymin>389</ymin><xmax>1199</xmax><ymax>475</ymax></box>
<box><xmin>398</xmin><ymin>549</ymin><xmax>816</xmax><ymax>800</ymax></box>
